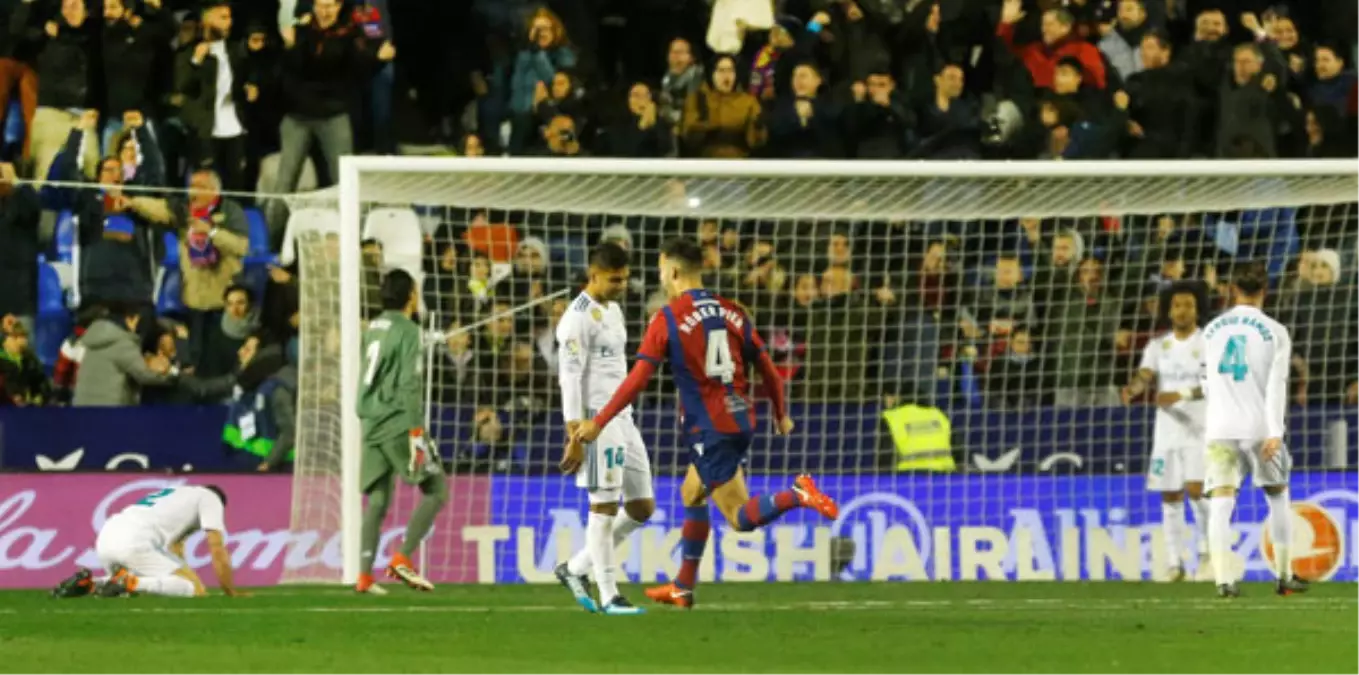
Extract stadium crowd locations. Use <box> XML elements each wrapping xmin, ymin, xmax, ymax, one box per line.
<box><xmin>0</xmin><ymin>0</ymin><xmax>1353</xmax><ymax>469</ymax></box>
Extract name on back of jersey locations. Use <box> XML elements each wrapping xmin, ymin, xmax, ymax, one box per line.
<box><xmin>1204</xmin><ymin>314</ymin><xmax>1274</xmax><ymax>342</ymax></box>
<box><xmin>677</xmin><ymin>303</ymin><xmax>744</xmax><ymax>334</ymax></box>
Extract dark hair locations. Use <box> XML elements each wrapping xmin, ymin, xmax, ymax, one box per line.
<box><xmin>1231</xmin><ymin>260</ymin><xmax>1270</xmax><ymax>295</ymax></box>
<box><xmin>223</xmin><ymin>283</ymin><xmax>252</xmax><ymax>304</ymax></box>
<box><xmin>590</xmin><ymin>241</ymin><xmax>630</xmax><ymax>270</ymax></box>
<box><xmin>661</xmin><ymin>237</ymin><xmax>705</xmax><ymax>272</ymax></box>
<box><xmin>1043</xmin><ymin>98</ymin><xmax>1083</xmax><ymax>127</ymax></box>
<box><xmin>204</xmin><ymin>484</ymin><xmax>227</xmax><ymax>507</ymax></box>
<box><xmin>711</xmin><ymin>53</ymin><xmax>738</xmax><ymax>70</ymax></box>
<box><xmin>1142</xmin><ymin>28</ymin><xmax>1171</xmax><ymax>51</ymax></box>
<box><xmin>1055</xmin><ymin>56</ymin><xmax>1084</xmax><ymax>76</ymax></box>
<box><xmin>380</xmin><ymin>269</ymin><xmax>417</xmax><ymax>310</ymax></box>
<box><xmin>361</xmin><ymin>238</ymin><xmax>384</xmax><ymax>250</ymax></box>
<box><xmin>1316</xmin><ymin>42</ymin><xmax>1347</xmax><ymax>67</ymax></box>
<box><xmin>936</xmin><ymin>61</ymin><xmax>964</xmax><ymax>76</ymax></box>
<box><xmin>106</xmin><ymin>301</ymin><xmax>142</xmax><ymax>320</ymax></box>
<box><xmin>1046</xmin><ymin>8</ymin><xmax>1074</xmax><ymax>26</ymax></box>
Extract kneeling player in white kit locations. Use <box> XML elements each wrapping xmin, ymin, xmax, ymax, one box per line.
<box><xmin>51</xmin><ymin>484</ymin><xmax>246</xmax><ymax>598</ymax></box>
<box><xmin>554</xmin><ymin>243</ymin><xmax>654</xmax><ymax>616</ymax></box>
<box><xmin>1121</xmin><ymin>288</ymin><xmax>1211</xmax><ymax>581</ymax></box>
<box><xmin>1200</xmin><ymin>262</ymin><xmax>1308</xmax><ymax>598</ymax></box>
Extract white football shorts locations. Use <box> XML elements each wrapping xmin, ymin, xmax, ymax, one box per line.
<box><xmin>576</xmin><ymin>414</ymin><xmax>654</xmax><ymax>505</ymax></box>
<box><xmin>1204</xmin><ymin>439</ymin><xmax>1292</xmax><ymax>492</ymax></box>
<box><xmin>95</xmin><ymin>513</ymin><xmax>186</xmax><ymax>578</ymax></box>
<box><xmin>1146</xmin><ymin>443</ymin><xmax>1207</xmax><ymax>492</ymax></box>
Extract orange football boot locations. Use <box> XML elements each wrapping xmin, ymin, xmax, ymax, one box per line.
<box><xmin>645</xmin><ymin>583</ymin><xmax>694</xmax><ymax>609</ymax></box>
<box><xmin>792</xmin><ymin>474</ymin><xmax>839</xmax><ymax>520</ymax></box>
<box><xmin>355</xmin><ymin>573</ymin><xmax>388</xmax><ymax>595</ymax></box>
<box><xmin>386</xmin><ymin>552</ymin><xmax>434</xmax><ymax>591</ymax></box>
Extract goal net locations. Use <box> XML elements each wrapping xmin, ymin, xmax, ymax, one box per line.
<box><xmin>286</xmin><ymin>158</ymin><xmax>1358</xmax><ymax>586</ymax></box>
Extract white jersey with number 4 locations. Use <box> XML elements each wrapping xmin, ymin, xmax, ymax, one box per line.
<box><xmin>114</xmin><ymin>486</ymin><xmax>228</xmax><ymax>547</ymax></box>
<box><xmin>556</xmin><ymin>292</ymin><xmax>631</xmax><ymax>422</ymax></box>
<box><xmin>1140</xmin><ymin>329</ymin><xmax>1207</xmax><ymax>450</ymax></box>
<box><xmin>1202</xmin><ymin>305</ymin><xmax>1291</xmax><ymax>442</ymax></box>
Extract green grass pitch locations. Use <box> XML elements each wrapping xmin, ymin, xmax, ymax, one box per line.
<box><xmin>2</xmin><ymin>583</ymin><xmax>1354</xmax><ymax>673</ymax></box>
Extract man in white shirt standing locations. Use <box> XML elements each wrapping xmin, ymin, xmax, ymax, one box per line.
<box><xmin>51</xmin><ymin>484</ymin><xmax>247</xmax><ymax>598</ymax></box>
<box><xmin>1121</xmin><ymin>287</ymin><xmax>1210</xmax><ymax>581</ymax></box>
<box><xmin>1200</xmin><ymin>261</ymin><xmax>1309</xmax><ymax>598</ymax></box>
<box><xmin>178</xmin><ymin>0</ymin><xmax>248</xmax><ymax>191</ymax></box>
<box><xmin>553</xmin><ymin>242</ymin><xmax>653</xmax><ymax>616</ymax></box>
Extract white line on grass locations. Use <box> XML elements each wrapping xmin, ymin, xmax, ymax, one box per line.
<box><xmin>4</xmin><ymin>597</ymin><xmax>1354</xmax><ymax>616</ymax></box>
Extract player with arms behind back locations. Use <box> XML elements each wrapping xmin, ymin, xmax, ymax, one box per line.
<box><xmin>573</xmin><ymin>238</ymin><xmax>839</xmax><ymax>609</ymax></box>
<box><xmin>355</xmin><ymin>270</ymin><xmax>448</xmax><ymax>594</ymax></box>
<box><xmin>1121</xmin><ymin>286</ymin><xmax>1211</xmax><ymax>581</ymax></box>
<box><xmin>554</xmin><ymin>243</ymin><xmax>655</xmax><ymax>616</ymax></box>
<box><xmin>1201</xmin><ymin>262</ymin><xmax>1308</xmax><ymax>598</ymax></box>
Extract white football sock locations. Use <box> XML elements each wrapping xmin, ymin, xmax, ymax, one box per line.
<box><xmin>566</xmin><ymin>545</ymin><xmax>592</xmax><ymax>577</ymax></box>
<box><xmin>1265</xmin><ymin>490</ymin><xmax>1292</xmax><ymax>581</ymax></box>
<box><xmin>568</xmin><ymin>513</ymin><xmax>647</xmax><ymax>578</ymax></box>
<box><xmin>137</xmin><ymin>576</ymin><xmax>197</xmax><ymax>597</ymax></box>
<box><xmin>588</xmin><ymin>512</ymin><xmax>619</xmax><ymax>605</ymax></box>
<box><xmin>1161</xmin><ymin>501</ymin><xmax>1185</xmax><ymax>567</ymax></box>
<box><xmin>1208</xmin><ymin>495</ymin><xmax>1237</xmax><ymax>586</ymax></box>
<box><xmin>611</xmin><ymin>514</ymin><xmax>645</xmax><ymax>548</ymax></box>
<box><xmin>1187</xmin><ymin>497</ymin><xmax>1209</xmax><ymax>556</ymax></box>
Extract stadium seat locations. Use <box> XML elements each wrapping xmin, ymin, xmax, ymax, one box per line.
<box><xmin>362</xmin><ymin>206</ymin><xmax>423</xmax><ymax>279</ymax></box>
<box><xmin>54</xmin><ymin>210</ymin><xmax>76</xmax><ymax>264</ymax></box>
<box><xmin>36</xmin><ymin>258</ymin><xmax>65</xmax><ymax>317</ymax></box>
<box><xmin>546</xmin><ymin>235</ymin><xmax>587</xmax><ymax>271</ymax></box>
<box><xmin>161</xmin><ymin>231</ymin><xmax>180</xmax><ymax>268</ymax></box>
<box><xmin>240</xmin><ymin>207</ymin><xmax>275</xmax><ymax>301</ymax></box>
<box><xmin>279</xmin><ymin>207</ymin><xmax>339</xmax><ymax>267</ymax></box>
<box><xmin>48</xmin><ymin>260</ymin><xmax>75</xmax><ymax>294</ymax></box>
<box><xmin>34</xmin><ymin>259</ymin><xmax>72</xmax><ymax>369</ymax></box>
<box><xmin>2</xmin><ymin>100</ymin><xmax>22</xmax><ymax>156</ymax></box>
<box><xmin>243</xmin><ymin>207</ymin><xmax>271</xmax><ymax>258</ymax></box>
<box><xmin>156</xmin><ymin>266</ymin><xmax>185</xmax><ymax>316</ymax></box>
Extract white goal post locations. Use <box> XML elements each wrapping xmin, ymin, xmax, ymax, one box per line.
<box><xmin>309</xmin><ymin>157</ymin><xmax>1357</xmax><ymax>586</ymax></box>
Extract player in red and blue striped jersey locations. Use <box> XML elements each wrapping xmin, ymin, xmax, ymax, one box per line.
<box><xmin>571</xmin><ymin>238</ymin><xmax>839</xmax><ymax>609</ymax></box>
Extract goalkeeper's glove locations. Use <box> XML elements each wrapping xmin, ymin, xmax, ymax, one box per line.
<box><xmin>409</xmin><ymin>428</ymin><xmax>430</xmax><ymax>475</ymax></box>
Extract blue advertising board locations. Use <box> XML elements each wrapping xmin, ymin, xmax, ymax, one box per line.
<box><xmin>0</xmin><ymin>406</ymin><xmax>228</xmax><ymax>471</ymax></box>
<box><xmin>480</xmin><ymin>473</ymin><xmax>1358</xmax><ymax>584</ymax></box>
<box><xmin>1</xmin><ymin>404</ymin><xmax>1354</xmax><ymax>474</ymax></box>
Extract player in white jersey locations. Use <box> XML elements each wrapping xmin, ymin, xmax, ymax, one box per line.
<box><xmin>1121</xmin><ymin>288</ymin><xmax>1210</xmax><ymax>581</ymax></box>
<box><xmin>51</xmin><ymin>484</ymin><xmax>246</xmax><ymax>599</ymax></box>
<box><xmin>1200</xmin><ymin>262</ymin><xmax>1308</xmax><ymax>598</ymax></box>
<box><xmin>553</xmin><ymin>242</ymin><xmax>654</xmax><ymax>616</ymax></box>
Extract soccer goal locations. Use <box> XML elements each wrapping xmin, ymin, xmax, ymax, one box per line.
<box><xmin>285</xmin><ymin>157</ymin><xmax>1358</xmax><ymax>587</ymax></box>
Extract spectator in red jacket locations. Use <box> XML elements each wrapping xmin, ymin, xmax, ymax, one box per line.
<box><xmin>997</xmin><ymin>0</ymin><xmax>1107</xmax><ymax>91</ymax></box>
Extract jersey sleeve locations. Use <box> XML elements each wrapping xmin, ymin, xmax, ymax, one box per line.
<box><xmin>1137</xmin><ymin>341</ymin><xmax>1158</xmax><ymax>374</ymax></box>
<box><xmin>743</xmin><ymin>310</ymin><xmax>766</xmax><ymax>359</ymax></box>
<box><xmin>556</xmin><ymin>311</ymin><xmax>592</xmax><ymax>422</ymax></box>
<box><xmin>636</xmin><ymin>312</ymin><xmax>669</xmax><ymax>366</ymax></box>
<box><xmin>198</xmin><ymin>490</ymin><xmax>227</xmax><ymax>534</ymax></box>
<box><xmin>395</xmin><ymin>322</ymin><xmax>425</xmax><ymax>432</ymax></box>
<box><xmin>1264</xmin><ymin>326</ymin><xmax>1292</xmax><ymax>439</ymax></box>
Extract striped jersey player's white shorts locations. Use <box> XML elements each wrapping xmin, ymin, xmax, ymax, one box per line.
<box><xmin>576</xmin><ymin>414</ymin><xmax>654</xmax><ymax>505</ymax></box>
<box><xmin>1146</xmin><ymin>443</ymin><xmax>1207</xmax><ymax>492</ymax></box>
<box><xmin>95</xmin><ymin>513</ymin><xmax>187</xmax><ymax>578</ymax></box>
<box><xmin>1204</xmin><ymin>439</ymin><xmax>1292</xmax><ymax>492</ymax></box>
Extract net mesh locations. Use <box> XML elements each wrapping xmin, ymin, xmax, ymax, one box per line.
<box><xmin>287</xmin><ymin>163</ymin><xmax>1358</xmax><ymax>585</ymax></box>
